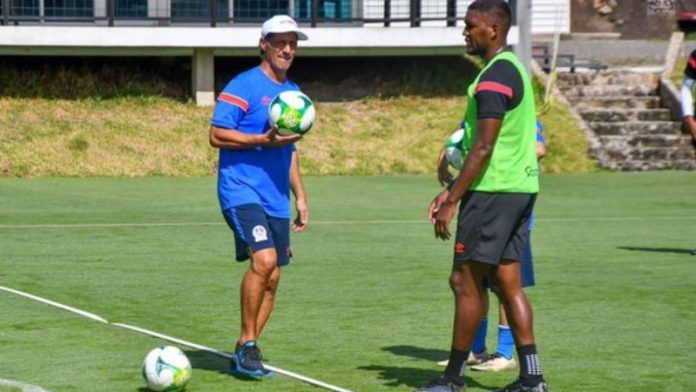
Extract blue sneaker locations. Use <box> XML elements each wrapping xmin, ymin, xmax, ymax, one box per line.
<box><xmin>230</xmin><ymin>341</ymin><xmax>274</xmax><ymax>379</ymax></box>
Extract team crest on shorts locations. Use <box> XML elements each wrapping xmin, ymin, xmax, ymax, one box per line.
<box><xmin>252</xmin><ymin>225</ymin><xmax>268</xmax><ymax>242</ymax></box>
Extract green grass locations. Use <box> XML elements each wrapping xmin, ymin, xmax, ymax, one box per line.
<box><xmin>672</xmin><ymin>57</ymin><xmax>686</xmax><ymax>87</ymax></box>
<box><xmin>0</xmin><ymin>56</ymin><xmax>596</xmax><ymax>177</ymax></box>
<box><xmin>1</xmin><ymin>173</ymin><xmax>695</xmax><ymax>391</ymax></box>
<box><xmin>0</xmin><ymin>93</ymin><xmax>594</xmax><ymax>177</ymax></box>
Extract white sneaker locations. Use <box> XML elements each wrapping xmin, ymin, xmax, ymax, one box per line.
<box><xmin>436</xmin><ymin>359</ymin><xmax>449</xmax><ymax>366</ymax></box>
<box><xmin>436</xmin><ymin>351</ymin><xmax>489</xmax><ymax>367</ymax></box>
<box><xmin>467</xmin><ymin>351</ymin><xmax>489</xmax><ymax>366</ymax></box>
<box><xmin>471</xmin><ymin>353</ymin><xmax>517</xmax><ymax>372</ymax></box>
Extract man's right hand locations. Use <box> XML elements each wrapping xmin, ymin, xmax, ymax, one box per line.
<box><xmin>261</xmin><ymin>127</ymin><xmax>302</xmax><ymax>147</ymax></box>
<box><xmin>436</xmin><ymin>149</ymin><xmax>454</xmax><ymax>186</ymax></box>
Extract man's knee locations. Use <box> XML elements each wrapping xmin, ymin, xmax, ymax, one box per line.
<box><xmin>449</xmin><ymin>266</ymin><xmax>481</xmax><ymax>297</ymax></box>
<box><xmin>449</xmin><ymin>266</ymin><xmax>468</xmax><ymax>292</ymax></box>
<box><xmin>250</xmin><ymin>249</ymin><xmax>278</xmax><ymax>276</ymax></box>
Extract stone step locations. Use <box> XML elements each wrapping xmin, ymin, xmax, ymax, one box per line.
<box><xmin>579</xmin><ymin>108</ymin><xmax>672</xmax><ymax>122</ymax></box>
<box><xmin>557</xmin><ymin>71</ymin><xmax>660</xmax><ymax>88</ymax></box>
<box><xmin>602</xmin><ymin>160</ymin><xmax>696</xmax><ymax>171</ymax></box>
<box><xmin>604</xmin><ymin>146</ymin><xmax>696</xmax><ymax>161</ymax></box>
<box><xmin>589</xmin><ymin>121</ymin><xmax>681</xmax><ymax>136</ymax></box>
<box><xmin>598</xmin><ymin>134</ymin><xmax>693</xmax><ymax>148</ymax></box>
<box><xmin>570</xmin><ymin>96</ymin><xmax>662</xmax><ymax>109</ymax></box>
<box><xmin>561</xmin><ymin>84</ymin><xmax>658</xmax><ymax>97</ymax></box>
<box><xmin>672</xmin><ymin>160</ymin><xmax>696</xmax><ymax>170</ymax></box>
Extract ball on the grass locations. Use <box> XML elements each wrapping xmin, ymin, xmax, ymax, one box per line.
<box><xmin>142</xmin><ymin>346</ymin><xmax>192</xmax><ymax>392</ymax></box>
<box><xmin>268</xmin><ymin>90</ymin><xmax>316</xmax><ymax>135</ymax></box>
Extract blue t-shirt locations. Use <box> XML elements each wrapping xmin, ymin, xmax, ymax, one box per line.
<box><xmin>528</xmin><ymin>120</ymin><xmax>546</xmax><ymax>231</ymax></box>
<box><xmin>211</xmin><ymin>66</ymin><xmax>300</xmax><ymax>218</ymax></box>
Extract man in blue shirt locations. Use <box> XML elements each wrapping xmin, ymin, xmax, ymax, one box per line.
<box><xmin>209</xmin><ymin>14</ymin><xmax>310</xmax><ymax>379</ymax></box>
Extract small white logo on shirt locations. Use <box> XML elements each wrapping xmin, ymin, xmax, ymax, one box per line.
<box><xmin>252</xmin><ymin>225</ymin><xmax>268</xmax><ymax>242</ymax></box>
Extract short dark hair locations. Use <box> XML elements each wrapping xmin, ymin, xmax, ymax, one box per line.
<box><xmin>468</xmin><ymin>0</ymin><xmax>511</xmax><ymax>35</ymax></box>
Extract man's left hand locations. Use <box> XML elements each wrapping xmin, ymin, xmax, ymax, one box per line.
<box><xmin>292</xmin><ymin>198</ymin><xmax>309</xmax><ymax>232</ymax></box>
<box><xmin>428</xmin><ymin>190</ymin><xmax>457</xmax><ymax>240</ymax></box>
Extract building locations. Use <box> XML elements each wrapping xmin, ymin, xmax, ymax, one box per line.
<box><xmin>0</xmin><ymin>0</ymin><xmax>570</xmax><ymax>105</ymax></box>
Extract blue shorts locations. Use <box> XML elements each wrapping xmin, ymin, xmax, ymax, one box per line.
<box><xmin>223</xmin><ymin>204</ymin><xmax>292</xmax><ymax>267</ymax></box>
<box><xmin>520</xmin><ymin>235</ymin><xmax>535</xmax><ymax>288</ymax></box>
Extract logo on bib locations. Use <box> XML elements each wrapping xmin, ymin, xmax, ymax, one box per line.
<box><xmin>252</xmin><ymin>225</ymin><xmax>268</xmax><ymax>242</ymax></box>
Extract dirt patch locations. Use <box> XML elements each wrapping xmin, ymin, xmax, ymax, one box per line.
<box><xmin>571</xmin><ymin>0</ymin><xmax>682</xmax><ymax>39</ymax></box>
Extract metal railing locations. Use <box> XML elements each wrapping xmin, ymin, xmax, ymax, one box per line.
<box><xmin>0</xmin><ymin>0</ymin><xmax>469</xmax><ymax>27</ymax></box>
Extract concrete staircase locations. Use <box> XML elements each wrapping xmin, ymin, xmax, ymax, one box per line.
<box><xmin>558</xmin><ymin>70</ymin><xmax>696</xmax><ymax>171</ymax></box>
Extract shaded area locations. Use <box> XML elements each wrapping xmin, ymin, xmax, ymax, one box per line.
<box><xmin>184</xmin><ymin>349</ymin><xmax>264</xmax><ymax>382</ymax></box>
<box><xmin>0</xmin><ymin>55</ymin><xmax>478</xmax><ymax>101</ymax></box>
<box><xmin>0</xmin><ymin>56</ymin><xmax>190</xmax><ymax>100</ymax></box>
<box><xmin>369</xmin><ymin>345</ymin><xmax>498</xmax><ymax>390</ymax></box>
<box><xmin>618</xmin><ymin>246</ymin><xmax>696</xmax><ymax>255</ymax></box>
<box><xmin>383</xmin><ymin>345</ymin><xmax>449</xmax><ymax>362</ymax></box>
<box><xmin>216</xmin><ymin>55</ymin><xmax>479</xmax><ymax>100</ymax></box>
<box><xmin>359</xmin><ymin>364</ymin><xmax>496</xmax><ymax>390</ymax></box>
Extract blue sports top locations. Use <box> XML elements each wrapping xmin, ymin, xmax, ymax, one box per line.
<box><xmin>211</xmin><ymin>66</ymin><xmax>299</xmax><ymax>218</ymax></box>
<box><xmin>529</xmin><ymin>120</ymin><xmax>546</xmax><ymax>231</ymax></box>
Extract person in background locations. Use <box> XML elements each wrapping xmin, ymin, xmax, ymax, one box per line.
<box><xmin>680</xmin><ymin>48</ymin><xmax>696</xmax><ymax>147</ymax></box>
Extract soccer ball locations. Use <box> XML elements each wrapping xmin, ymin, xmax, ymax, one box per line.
<box><xmin>444</xmin><ymin>128</ymin><xmax>469</xmax><ymax>170</ymax></box>
<box><xmin>268</xmin><ymin>90</ymin><xmax>316</xmax><ymax>135</ymax></box>
<box><xmin>142</xmin><ymin>346</ymin><xmax>192</xmax><ymax>391</ymax></box>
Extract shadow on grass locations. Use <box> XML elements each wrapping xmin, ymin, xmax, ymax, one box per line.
<box><xmin>365</xmin><ymin>345</ymin><xmax>497</xmax><ymax>390</ymax></box>
<box><xmin>359</xmin><ymin>364</ymin><xmax>497</xmax><ymax>390</ymax></box>
<box><xmin>618</xmin><ymin>246</ymin><xmax>696</xmax><ymax>255</ymax></box>
<box><xmin>383</xmin><ymin>345</ymin><xmax>449</xmax><ymax>362</ymax></box>
<box><xmin>183</xmin><ymin>349</ymin><xmax>264</xmax><ymax>383</ymax></box>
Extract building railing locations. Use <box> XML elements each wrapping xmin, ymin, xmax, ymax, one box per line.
<box><xmin>0</xmin><ymin>0</ymin><xmax>468</xmax><ymax>27</ymax></box>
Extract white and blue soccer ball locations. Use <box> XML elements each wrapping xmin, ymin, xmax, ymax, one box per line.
<box><xmin>444</xmin><ymin>128</ymin><xmax>469</xmax><ymax>170</ymax></box>
<box><xmin>268</xmin><ymin>90</ymin><xmax>316</xmax><ymax>135</ymax></box>
<box><xmin>142</xmin><ymin>346</ymin><xmax>192</xmax><ymax>391</ymax></box>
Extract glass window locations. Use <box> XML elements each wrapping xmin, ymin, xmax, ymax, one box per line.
<box><xmin>10</xmin><ymin>0</ymin><xmax>39</xmax><ymax>16</ymax></box>
<box><xmin>116</xmin><ymin>0</ymin><xmax>146</xmax><ymax>17</ymax></box>
<box><xmin>172</xmin><ymin>0</ymin><xmax>228</xmax><ymax>21</ymax></box>
<box><xmin>293</xmin><ymin>0</ymin><xmax>351</xmax><ymax>21</ymax></box>
<box><xmin>45</xmin><ymin>0</ymin><xmax>93</xmax><ymax>17</ymax></box>
<box><xmin>233</xmin><ymin>0</ymin><xmax>287</xmax><ymax>21</ymax></box>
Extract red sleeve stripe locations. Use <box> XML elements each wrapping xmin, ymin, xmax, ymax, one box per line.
<box><xmin>218</xmin><ymin>93</ymin><xmax>249</xmax><ymax>111</ymax></box>
<box><xmin>475</xmin><ymin>81</ymin><xmax>513</xmax><ymax>98</ymax></box>
<box><xmin>689</xmin><ymin>57</ymin><xmax>696</xmax><ymax>69</ymax></box>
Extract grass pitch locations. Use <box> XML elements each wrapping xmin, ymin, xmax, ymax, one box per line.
<box><xmin>1</xmin><ymin>173</ymin><xmax>695</xmax><ymax>391</ymax></box>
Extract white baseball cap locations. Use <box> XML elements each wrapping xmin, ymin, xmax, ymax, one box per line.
<box><xmin>261</xmin><ymin>15</ymin><xmax>308</xmax><ymax>41</ymax></box>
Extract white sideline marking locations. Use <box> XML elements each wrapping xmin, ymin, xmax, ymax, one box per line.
<box><xmin>0</xmin><ymin>222</ymin><xmax>220</xmax><ymax>229</ymax></box>
<box><xmin>0</xmin><ymin>378</ymin><xmax>50</xmax><ymax>392</ymax></box>
<box><xmin>0</xmin><ymin>220</ymin><xmax>426</xmax><ymax>229</ymax></box>
<box><xmin>0</xmin><ymin>285</ymin><xmax>354</xmax><ymax>392</ymax></box>
<box><xmin>0</xmin><ymin>216</ymin><xmax>695</xmax><ymax>230</ymax></box>
<box><xmin>112</xmin><ymin>323</ymin><xmax>354</xmax><ymax>392</ymax></box>
<box><xmin>0</xmin><ymin>285</ymin><xmax>108</xmax><ymax>324</ymax></box>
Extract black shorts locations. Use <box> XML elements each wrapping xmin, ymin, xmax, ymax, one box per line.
<box><xmin>453</xmin><ymin>191</ymin><xmax>536</xmax><ymax>267</ymax></box>
<box><xmin>223</xmin><ymin>203</ymin><xmax>292</xmax><ymax>267</ymax></box>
